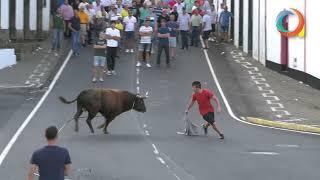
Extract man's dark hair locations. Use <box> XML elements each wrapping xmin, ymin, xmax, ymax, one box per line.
<box><xmin>192</xmin><ymin>81</ymin><xmax>201</xmax><ymax>88</ymax></box>
<box><xmin>45</xmin><ymin>126</ymin><xmax>58</xmax><ymax>140</ymax></box>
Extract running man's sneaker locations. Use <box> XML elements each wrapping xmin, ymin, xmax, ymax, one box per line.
<box><xmin>202</xmin><ymin>124</ymin><xmax>208</xmax><ymax>135</ymax></box>
<box><xmin>92</xmin><ymin>77</ymin><xmax>97</xmax><ymax>82</ymax></box>
<box><xmin>54</xmin><ymin>52</ymin><xmax>59</xmax><ymax>57</ymax></box>
<box><xmin>106</xmin><ymin>71</ymin><xmax>113</xmax><ymax>76</ymax></box>
<box><xmin>130</xmin><ymin>49</ymin><xmax>134</xmax><ymax>53</ymax></box>
<box><xmin>112</xmin><ymin>70</ymin><xmax>116</xmax><ymax>75</ymax></box>
<box><xmin>136</xmin><ymin>62</ymin><xmax>142</xmax><ymax>67</ymax></box>
<box><xmin>99</xmin><ymin>78</ymin><xmax>104</xmax><ymax>82</ymax></box>
<box><xmin>146</xmin><ymin>63</ymin><xmax>152</xmax><ymax>68</ymax></box>
<box><xmin>125</xmin><ymin>49</ymin><xmax>130</xmax><ymax>53</ymax></box>
<box><xmin>219</xmin><ymin>134</ymin><xmax>224</xmax><ymax>139</ymax></box>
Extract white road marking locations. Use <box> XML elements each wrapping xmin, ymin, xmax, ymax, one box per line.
<box><xmin>173</xmin><ymin>173</ymin><xmax>182</xmax><ymax>180</ymax></box>
<box><xmin>250</xmin><ymin>152</ymin><xmax>279</xmax><ymax>155</ymax></box>
<box><xmin>145</xmin><ymin>130</ymin><xmax>150</xmax><ymax>136</ymax></box>
<box><xmin>276</xmin><ymin>144</ymin><xmax>299</xmax><ymax>148</ymax></box>
<box><xmin>156</xmin><ymin>157</ymin><xmax>166</xmax><ymax>164</ymax></box>
<box><xmin>0</xmin><ymin>50</ymin><xmax>73</xmax><ymax>166</ymax></box>
<box><xmin>152</xmin><ymin>144</ymin><xmax>159</xmax><ymax>155</ymax></box>
<box><xmin>200</xmin><ymin>38</ymin><xmax>320</xmax><ymax>136</ymax></box>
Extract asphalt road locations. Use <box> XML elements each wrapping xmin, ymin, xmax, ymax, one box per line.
<box><xmin>0</xmin><ymin>44</ymin><xmax>320</xmax><ymax>180</ymax></box>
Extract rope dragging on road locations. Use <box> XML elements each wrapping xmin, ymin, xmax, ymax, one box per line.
<box><xmin>58</xmin><ymin>115</ymin><xmax>103</xmax><ymax>133</ymax></box>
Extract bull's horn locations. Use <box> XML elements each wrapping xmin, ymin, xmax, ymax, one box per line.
<box><xmin>145</xmin><ymin>91</ymin><xmax>149</xmax><ymax>98</ymax></box>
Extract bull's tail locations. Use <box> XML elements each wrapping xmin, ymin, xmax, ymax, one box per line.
<box><xmin>59</xmin><ymin>96</ymin><xmax>77</xmax><ymax>104</ymax></box>
<box><xmin>97</xmin><ymin>122</ymin><xmax>106</xmax><ymax>129</ymax></box>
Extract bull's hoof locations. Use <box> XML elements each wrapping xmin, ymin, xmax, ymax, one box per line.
<box><xmin>75</xmin><ymin>127</ymin><xmax>79</xmax><ymax>132</ymax></box>
<box><xmin>103</xmin><ymin>130</ymin><xmax>109</xmax><ymax>134</ymax></box>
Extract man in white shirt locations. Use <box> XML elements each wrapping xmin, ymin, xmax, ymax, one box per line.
<box><xmin>123</xmin><ymin>11</ymin><xmax>137</xmax><ymax>53</ymax></box>
<box><xmin>202</xmin><ymin>10</ymin><xmax>212</xmax><ymax>49</ymax></box>
<box><xmin>137</xmin><ymin>18</ymin><xmax>153</xmax><ymax>68</ymax></box>
<box><xmin>105</xmin><ymin>18</ymin><xmax>121</xmax><ymax>75</ymax></box>
<box><xmin>174</xmin><ymin>0</ymin><xmax>185</xmax><ymax>15</ymax></box>
<box><xmin>177</xmin><ymin>7</ymin><xmax>190</xmax><ymax>50</ymax></box>
<box><xmin>209</xmin><ymin>4</ymin><xmax>217</xmax><ymax>41</ymax></box>
<box><xmin>217</xmin><ymin>3</ymin><xmax>225</xmax><ymax>22</ymax></box>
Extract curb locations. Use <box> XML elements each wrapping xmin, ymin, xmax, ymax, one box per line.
<box><xmin>245</xmin><ymin>117</ymin><xmax>320</xmax><ymax>134</ymax></box>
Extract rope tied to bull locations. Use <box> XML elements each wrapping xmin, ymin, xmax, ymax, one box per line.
<box><xmin>58</xmin><ymin>115</ymin><xmax>103</xmax><ymax>133</ymax></box>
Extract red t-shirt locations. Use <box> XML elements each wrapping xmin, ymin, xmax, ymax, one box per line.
<box><xmin>192</xmin><ymin>89</ymin><xmax>215</xmax><ymax>116</ymax></box>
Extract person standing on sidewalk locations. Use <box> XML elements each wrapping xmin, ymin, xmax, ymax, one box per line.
<box><xmin>60</xmin><ymin>0</ymin><xmax>74</xmax><ymax>37</ymax></box>
<box><xmin>202</xmin><ymin>10</ymin><xmax>212</xmax><ymax>49</ymax></box>
<box><xmin>51</xmin><ymin>8</ymin><xmax>65</xmax><ymax>57</ymax></box>
<box><xmin>190</xmin><ymin>9</ymin><xmax>202</xmax><ymax>47</ymax></box>
<box><xmin>105</xmin><ymin>19</ymin><xmax>121</xmax><ymax>75</ymax></box>
<box><xmin>137</xmin><ymin>18</ymin><xmax>153</xmax><ymax>68</ymax></box>
<box><xmin>218</xmin><ymin>6</ymin><xmax>233</xmax><ymax>42</ymax></box>
<box><xmin>177</xmin><ymin>7</ymin><xmax>190</xmax><ymax>50</ymax></box>
<box><xmin>123</xmin><ymin>10</ymin><xmax>137</xmax><ymax>53</ymax></box>
<box><xmin>167</xmin><ymin>14</ymin><xmax>178</xmax><ymax>60</ymax></box>
<box><xmin>209</xmin><ymin>4</ymin><xmax>217</xmax><ymax>42</ymax></box>
<box><xmin>27</xmin><ymin>126</ymin><xmax>72</xmax><ymax>180</ymax></box>
<box><xmin>185</xmin><ymin>81</ymin><xmax>224</xmax><ymax>139</ymax></box>
<box><xmin>92</xmin><ymin>32</ymin><xmax>107</xmax><ymax>82</ymax></box>
<box><xmin>78</xmin><ymin>5</ymin><xmax>90</xmax><ymax>47</ymax></box>
<box><xmin>69</xmin><ymin>10</ymin><xmax>81</xmax><ymax>56</ymax></box>
<box><xmin>157</xmin><ymin>19</ymin><xmax>170</xmax><ymax>67</ymax></box>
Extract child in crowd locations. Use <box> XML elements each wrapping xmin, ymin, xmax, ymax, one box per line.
<box><xmin>92</xmin><ymin>32</ymin><xmax>107</xmax><ymax>82</ymax></box>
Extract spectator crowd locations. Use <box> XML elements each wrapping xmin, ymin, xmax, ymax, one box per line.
<box><xmin>51</xmin><ymin>0</ymin><xmax>233</xmax><ymax>82</ymax></box>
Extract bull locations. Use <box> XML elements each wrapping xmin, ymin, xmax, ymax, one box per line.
<box><xmin>59</xmin><ymin>88</ymin><xmax>147</xmax><ymax>134</ymax></box>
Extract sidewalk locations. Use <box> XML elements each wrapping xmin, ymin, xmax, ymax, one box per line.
<box><xmin>0</xmin><ymin>38</ymin><xmax>70</xmax><ymax>90</ymax></box>
<box><xmin>207</xmin><ymin>41</ymin><xmax>320</xmax><ymax>133</ymax></box>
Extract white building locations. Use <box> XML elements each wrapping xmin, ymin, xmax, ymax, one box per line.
<box><xmin>218</xmin><ymin>0</ymin><xmax>320</xmax><ymax>89</ymax></box>
<box><xmin>0</xmin><ymin>0</ymin><xmax>51</xmax><ymax>41</ymax></box>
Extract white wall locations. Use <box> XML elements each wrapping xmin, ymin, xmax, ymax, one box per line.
<box><xmin>287</xmin><ymin>0</ymin><xmax>305</xmax><ymax>72</ymax></box>
<box><xmin>252</xmin><ymin>0</ymin><xmax>266</xmax><ymax>65</ymax></box>
<box><xmin>252</xmin><ymin>0</ymin><xmax>259</xmax><ymax>59</ymax></box>
<box><xmin>30</xmin><ymin>0</ymin><xmax>37</xmax><ymax>30</ymax></box>
<box><xmin>266</xmin><ymin>0</ymin><xmax>306</xmax><ymax>69</ymax></box>
<box><xmin>15</xmin><ymin>0</ymin><xmax>24</xmax><ymax>30</ymax></box>
<box><xmin>305</xmin><ymin>0</ymin><xmax>320</xmax><ymax>79</ymax></box>
<box><xmin>242</xmin><ymin>0</ymin><xmax>249</xmax><ymax>53</ymax></box>
<box><xmin>233</xmin><ymin>0</ymin><xmax>239</xmax><ymax>47</ymax></box>
<box><xmin>42</xmin><ymin>0</ymin><xmax>51</xmax><ymax>31</ymax></box>
<box><xmin>258</xmin><ymin>0</ymin><xmax>266</xmax><ymax>65</ymax></box>
<box><xmin>266</xmin><ymin>0</ymin><xmax>283</xmax><ymax>64</ymax></box>
<box><xmin>0</xmin><ymin>0</ymin><xmax>9</xmax><ymax>29</ymax></box>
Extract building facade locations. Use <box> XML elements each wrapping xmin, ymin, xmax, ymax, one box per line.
<box><xmin>0</xmin><ymin>0</ymin><xmax>51</xmax><ymax>41</ymax></box>
<box><xmin>231</xmin><ymin>0</ymin><xmax>320</xmax><ymax>89</ymax></box>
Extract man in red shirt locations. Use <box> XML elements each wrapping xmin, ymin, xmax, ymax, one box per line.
<box><xmin>186</xmin><ymin>81</ymin><xmax>224</xmax><ymax>139</ymax></box>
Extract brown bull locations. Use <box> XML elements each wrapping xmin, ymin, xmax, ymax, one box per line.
<box><xmin>59</xmin><ymin>88</ymin><xmax>147</xmax><ymax>134</ymax></box>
